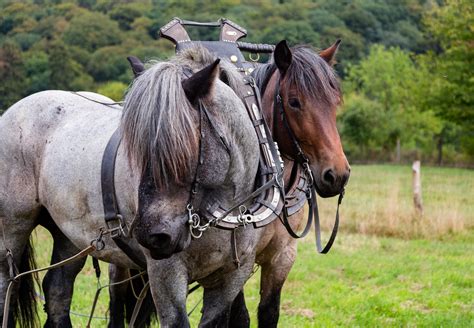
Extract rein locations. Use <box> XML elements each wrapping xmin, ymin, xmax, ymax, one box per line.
<box><xmin>273</xmin><ymin>76</ymin><xmax>344</xmax><ymax>253</ymax></box>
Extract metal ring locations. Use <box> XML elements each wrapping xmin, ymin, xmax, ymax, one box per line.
<box><xmin>91</xmin><ymin>238</ymin><xmax>105</xmax><ymax>251</ymax></box>
<box><xmin>249</xmin><ymin>53</ymin><xmax>260</xmax><ymax>62</ymax></box>
<box><xmin>189</xmin><ymin>225</ymin><xmax>203</xmax><ymax>239</ymax></box>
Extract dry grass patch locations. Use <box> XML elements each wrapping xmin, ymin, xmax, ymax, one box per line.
<box><xmin>316</xmin><ymin>165</ymin><xmax>473</xmax><ymax>239</ymax></box>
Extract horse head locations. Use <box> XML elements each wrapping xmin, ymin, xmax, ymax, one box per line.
<box><xmin>122</xmin><ymin>54</ymin><xmax>258</xmax><ymax>259</ymax></box>
<box><xmin>259</xmin><ymin>40</ymin><xmax>350</xmax><ymax>198</ymax></box>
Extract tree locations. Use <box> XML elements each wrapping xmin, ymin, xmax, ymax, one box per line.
<box><xmin>87</xmin><ymin>46</ymin><xmax>130</xmax><ymax>82</ymax></box>
<box><xmin>422</xmin><ymin>0</ymin><xmax>474</xmax><ymax>129</ymax></box>
<box><xmin>345</xmin><ymin>45</ymin><xmax>442</xmax><ymax>161</ymax></box>
<box><xmin>62</xmin><ymin>11</ymin><xmax>122</xmax><ymax>52</ymax></box>
<box><xmin>97</xmin><ymin>81</ymin><xmax>127</xmax><ymax>101</ymax></box>
<box><xmin>0</xmin><ymin>41</ymin><xmax>25</xmax><ymax>113</ymax></box>
<box><xmin>418</xmin><ymin>0</ymin><xmax>474</xmax><ymax>159</ymax></box>
<box><xmin>339</xmin><ymin>93</ymin><xmax>384</xmax><ymax>159</ymax></box>
<box><xmin>48</xmin><ymin>41</ymin><xmax>93</xmax><ymax>91</ymax></box>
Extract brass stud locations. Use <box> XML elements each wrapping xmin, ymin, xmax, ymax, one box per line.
<box><xmin>230</xmin><ymin>55</ymin><xmax>238</xmax><ymax>63</ymax></box>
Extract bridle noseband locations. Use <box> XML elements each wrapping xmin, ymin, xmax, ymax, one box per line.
<box><xmin>273</xmin><ymin>75</ymin><xmax>344</xmax><ymax>254</ymax></box>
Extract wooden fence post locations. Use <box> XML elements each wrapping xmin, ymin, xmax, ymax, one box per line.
<box><xmin>412</xmin><ymin>160</ymin><xmax>423</xmax><ymax>215</ymax></box>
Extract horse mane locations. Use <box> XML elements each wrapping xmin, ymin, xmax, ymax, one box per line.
<box><xmin>253</xmin><ymin>45</ymin><xmax>341</xmax><ymax>107</ymax></box>
<box><xmin>173</xmin><ymin>45</ymin><xmax>247</xmax><ymax>99</ymax></box>
<box><xmin>121</xmin><ymin>60</ymin><xmax>198</xmax><ymax>188</ymax></box>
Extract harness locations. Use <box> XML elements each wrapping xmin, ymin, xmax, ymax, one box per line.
<box><xmin>161</xmin><ymin>17</ymin><xmax>344</xmax><ymax>253</ymax></box>
<box><xmin>161</xmin><ymin>18</ymin><xmax>289</xmax><ymax>232</ymax></box>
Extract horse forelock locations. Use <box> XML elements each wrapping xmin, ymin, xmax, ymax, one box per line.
<box><xmin>253</xmin><ymin>45</ymin><xmax>341</xmax><ymax>107</ymax></box>
<box><xmin>288</xmin><ymin>46</ymin><xmax>341</xmax><ymax>107</ymax></box>
<box><xmin>121</xmin><ymin>61</ymin><xmax>199</xmax><ymax>189</ymax></box>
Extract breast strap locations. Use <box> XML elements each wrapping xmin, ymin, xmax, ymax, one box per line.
<box><xmin>101</xmin><ymin>128</ymin><xmax>147</xmax><ymax>268</ymax></box>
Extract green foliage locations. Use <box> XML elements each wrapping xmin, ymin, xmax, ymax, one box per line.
<box><xmin>421</xmin><ymin>0</ymin><xmax>474</xmax><ymax>129</ymax></box>
<box><xmin>109</xmin><ymin>4</ymin><xmax>142</xmax><ymax>30</ymax></box>
<box><xmin>261</xmin><ymin>21</ymin><xmax>320</xmax><ymax>45</ymax></box>
<box><xmin>87</xmin><ymin>46</ymin><xmax>129</xmax><ymax>82</ymax></box>
<box><xmin>0</xmin><ymin>0</ymin><xmax>471</xmax><ymax>164</ymax></box>
<box><xmin>48</xmin><ymin>41</ymin><xmax>94</xmax><ymax>90</ymax></box>
<box><xmin>339</xmin><ymin>93</ymin><xmax>384</xmax><ymax>158</ymax></box>
<box><xmin>62</xmin><ymin>11</ymin><xmax>122</xmax><ymax>52</ymax></box>
<box><xmin>342</xmin><ymin>45</ymin><xmax>444</xmax><ymax>162</ymax></box>
<box><xmin>0</xmin><ymin>40</ymin><xmax>25</xmax><ymax>112</ymax></box>
<box><xmin>24</xmin><ymin>50</ymin><xmax>50</xmax><ymax>93</ymax></box>
<box><xmin>96</xmin><ymin>81</ymin><xmax>127</xmax><ymax>101</ymax></box>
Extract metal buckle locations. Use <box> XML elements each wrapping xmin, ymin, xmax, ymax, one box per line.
<box><xmin>276</xmin><ymin>94</ymin><xmax>282</xmax><ymax>104</ymax></box>
<box><xmin>106</xmin><ymin>214</ymin><xmax>127</xmax><ymax>238</ymax></box>
<box><xmin>302</xmin><ymin>162</ymin><xmax>314</xmax><ymax>187</ymax></box>
<box><xmin>91</xmin><ymin>228</ymin><xmax>106</xmax><ymax>251</ymax></box>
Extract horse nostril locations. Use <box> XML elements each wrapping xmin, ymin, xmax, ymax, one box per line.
<box><xmin>149</xmin><ymin>233</ymin><xmax>172</xmax><ymax>250</ymax></box>
<box><xmin>341</xmin><ymin>172</ymin><xmax>350</xmax><ymax>187</ymax></box>
<box><xmin>323</xmin><ymin>169</ymin><xmax>336</xmax><ymax>185</ymax></box>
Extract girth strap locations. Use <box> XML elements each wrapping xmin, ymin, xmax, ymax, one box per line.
<box><xmin>101</xmin><ymin>129</ymin><xmax>146</xmax><ymax>268</ymax></box>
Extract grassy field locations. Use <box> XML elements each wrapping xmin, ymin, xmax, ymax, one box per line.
<box><xmin>28</xmin><ymin>164</ymin><xmax>473</xmax><ymax>327</ymax></box>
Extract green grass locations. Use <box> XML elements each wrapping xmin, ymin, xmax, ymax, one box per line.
<box><xmin>29</xmin><ymin>165</ymin><xmax>473</xmax><ymax>327</ymax></box>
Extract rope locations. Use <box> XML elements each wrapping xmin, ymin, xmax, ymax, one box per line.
<box><xmin>129</xmin><ymin>281</ymin><xmax>150</xmax><ymax>327</ymax></box>
<box><xmin>86</xmin><ymin>270</ymin><xmax>147</xmax><ymax>327</ymax></box>
<box><xmin>2</xmin><ymin>245</ymin><xmax>96</xmax><ymax>328</ymax></box>
<box><xmin>187</xmin><ymin>297</ymin><xmax>202</xmax><ymax>317</ymax></box>
<box><xmin>34</xmin><ymin>291</ymin><xmax>109</xmax><ymax>320</ymax></box>
<box><xmin>69</xmin><ymin>91</ymin><xmax>124</xmax><ymax>107</ymax></box>
<box><xmin>128</xmin><ymin>269</ymin><xmax>142</xmax><ymax>300</ymax></box>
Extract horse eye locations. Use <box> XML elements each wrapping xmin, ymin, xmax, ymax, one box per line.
<box><xmin>288</xmin><ymin>98</ymin><xmax>301</xmax><ymax>109</ymax></box>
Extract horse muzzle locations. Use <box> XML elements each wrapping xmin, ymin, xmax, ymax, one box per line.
<box><xmin>313</xmin><ymin>165</ymin><xmax>350</xmax><ymax>198</ymax></box>
<box><xmin>136</xmin><ymin>219</ymin><xmax>191</xmax><ymax>260</ymax></box>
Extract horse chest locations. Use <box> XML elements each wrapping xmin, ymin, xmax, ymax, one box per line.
<box><xmin>186</xmin><ymin>229</ymin><xmax>261</xmax><ymax>283</ymax></box>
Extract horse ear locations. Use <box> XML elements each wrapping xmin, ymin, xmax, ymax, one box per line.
<box><xmin>274</xmin><ymin>40</ymin><xmax>292</xmax><ymax>74</ymax></box>
<box><xmin>319</xmin><ymin>39</ymin><xmax>341</xmax><ymax>66</ymax></box>
<box><xmin>127</xmin><ymin>56</ymin><xmax>145</xmax><ymax>77</ymax></box>
<box><xmin>182</xmin><ymin>59</ymin><xmax>220</xmax><ymax>104</ymax></box>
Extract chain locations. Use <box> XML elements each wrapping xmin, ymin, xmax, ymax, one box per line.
<box><xmin>187</xmin><ymin>202</ymin><xmax>259</xmax><ymax>239</ymax></box>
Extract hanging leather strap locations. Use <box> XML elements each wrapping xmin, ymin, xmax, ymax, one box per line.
<box><xmin>101</xmin><ymin>129</ymin><xmax>147</xmax><ymax>268</ymax></box>
<box><xmin>280</xmin><ymin>185</ymin><xmax>343</xmax><ymax>253</ymax></box>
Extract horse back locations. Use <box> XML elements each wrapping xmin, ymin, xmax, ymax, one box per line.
<box><xmin>0</xmin><ymin>90</ymin><xmax>121</xmax><ymax>217</ymax></box>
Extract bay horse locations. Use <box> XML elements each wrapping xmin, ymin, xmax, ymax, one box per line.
<box><xmin>106</xmin><ymin>40</ymin><xmax>349</xmax><ymax>327</ymax></box>
<box><xmin>0</xmin><ymin>52</ymin><xmax>262</xmax><ymax>327</ymax></box>
<box><xmin>241</xmin><ymin>39</ymin><xmax>350</xmax><ymax>326</ymax></box>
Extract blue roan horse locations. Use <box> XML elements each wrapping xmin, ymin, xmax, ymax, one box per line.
<box><xmin>0</xmin><ymin>51</ymin><xmax>265</xmax><ymax>327</ymax></box>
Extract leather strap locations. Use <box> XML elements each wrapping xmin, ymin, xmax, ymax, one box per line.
<box><xmin>280</xmin><ymin>184</ymin><xmax>343</xmax><ymax>253</ymax></box>
<box><xmin>101</xmin><ymin>129</ymin><xmax>146</xmax><ymax>268</ymax></box>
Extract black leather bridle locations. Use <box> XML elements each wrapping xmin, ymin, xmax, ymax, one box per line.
<box><xmin>273</xmin><ymin>77</ymin><xmax>344</xmax><ymax>254</ymax></box>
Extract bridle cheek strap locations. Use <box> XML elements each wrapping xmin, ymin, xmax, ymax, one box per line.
<box><xmin>274</xmin><ymin>77</ymin><xmax>344</xmax><ymax>254</ymax></box>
